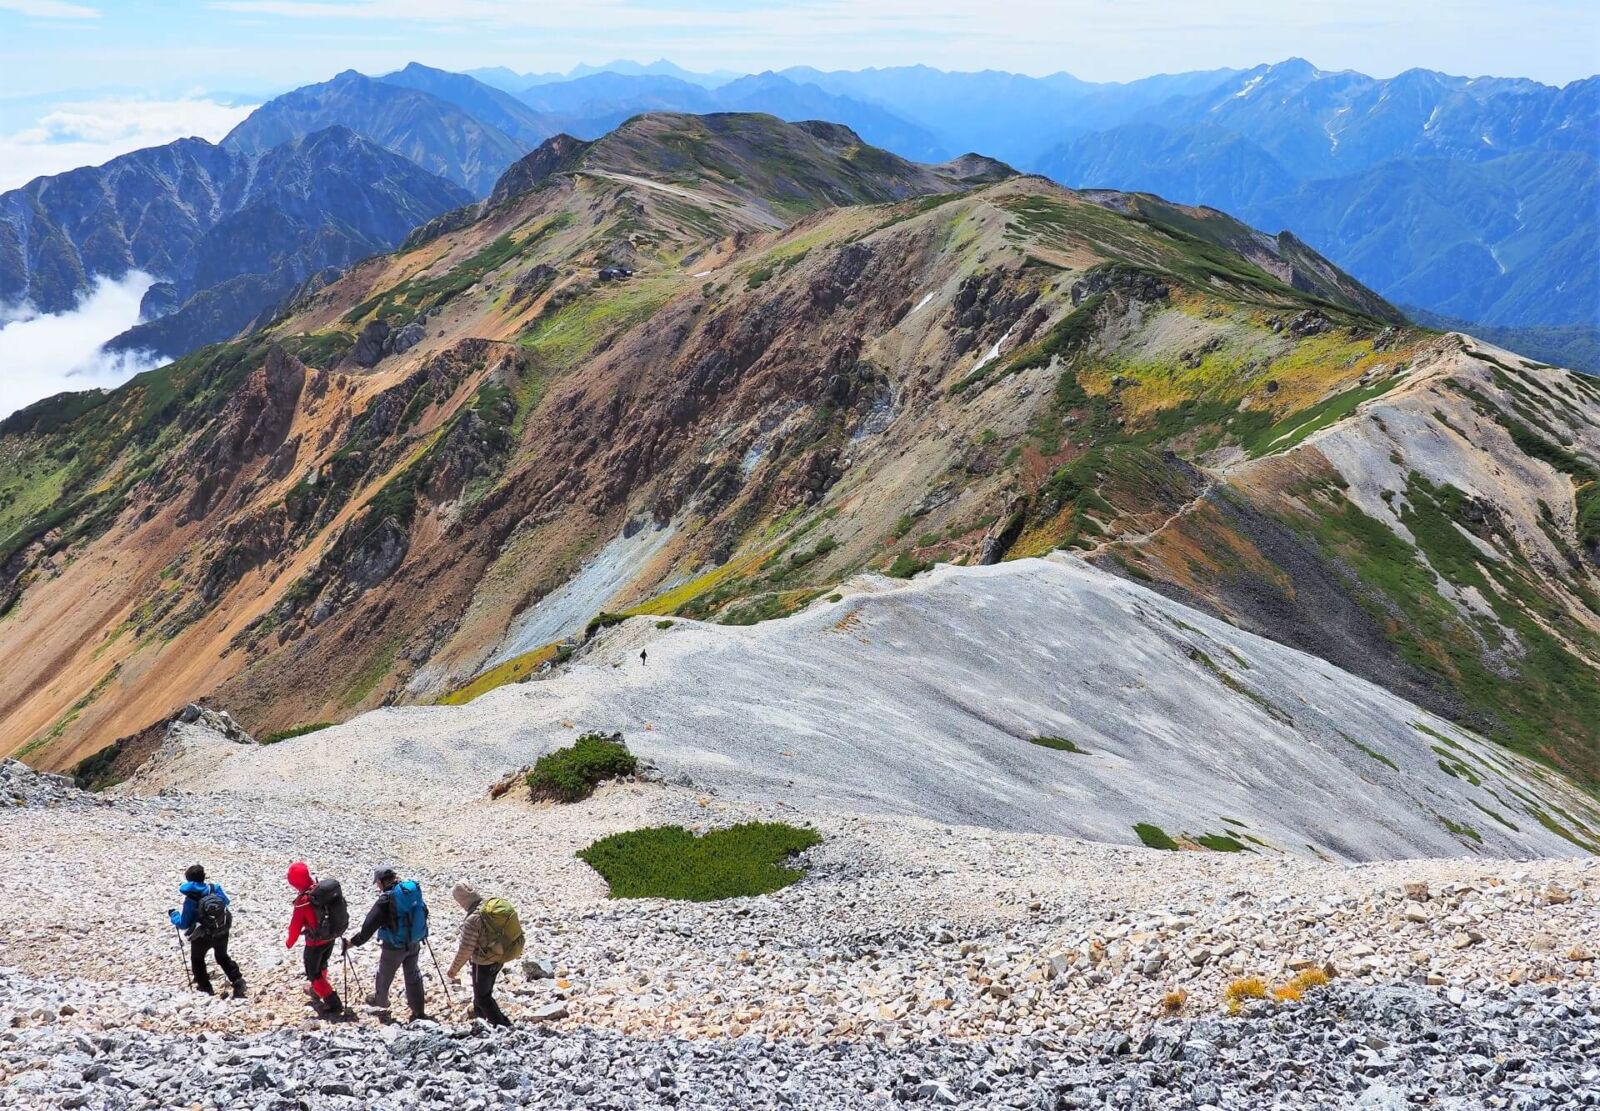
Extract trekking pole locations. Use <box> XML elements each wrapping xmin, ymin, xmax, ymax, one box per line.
<box><xmin>424</xmin><ymin>938</ymin><xmax>459</xmax><ymax>1015</ymax></box>
<box><xmin>172</xmin><ymin>926</ymin><xmax>193</xmax><ymax>991</ymax></box>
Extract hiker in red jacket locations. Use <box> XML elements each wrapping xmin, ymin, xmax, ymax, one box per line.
<box><xmin>285</xmin><ymin>861</ymin><xmax>347</xmax><ymax>1017</ymax></box>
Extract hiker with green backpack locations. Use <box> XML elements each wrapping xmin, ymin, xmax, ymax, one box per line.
<box><xmin>446</xmin><ymin>880</ymin><xmax>524</xmax><ymax>1027</ymax></box>
<box><xmin>343</xmin><ymin>867</ymin><xmax>429</xmax><ymax>1022</ymax></box>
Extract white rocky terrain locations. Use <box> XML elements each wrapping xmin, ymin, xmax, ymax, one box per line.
<box><xmin>3</xmin><ymin>560</ymin><xmax>1599</xmax><ymax>1108</ymax></box>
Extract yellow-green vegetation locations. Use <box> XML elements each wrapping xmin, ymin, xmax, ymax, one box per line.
<box><xmin>621</xmin><ymin>548</ymin><xmax>772</xmax><ymax>620</ymax></box>
<box><xmin>1224</xmin><ymin>977</ymin><xmax>1268</xmax><ymax>1012</ymax></box>
<box><xmin>1187</xmin><ymin>646</ymin><xmax>1293</xmax><ymax>725</ymax></box>
<box><xmin>16</xmin><ymin>663</ymin><xmax>121</xmax><ymax>760</ymax></box>
<box><xmin>1294</xmin><ymin>472</ymin><xmax>1600</xmax><ymax>783</ymax></box>
<box><xmin>1273</xmin><ymin>967</ymin><xmax>1332</xmax><ymax>1003</ymax></box>
<box><xmin>519</xmin><ymin>281</ymin><xmax>672</xmax><ymax>370</ymax></box>
<box><xmin>437</xmin><ymin>643</ymin><xmax>561</xmax><ymax>705</ymax></box>
<box><xmin>343</xmin><ymin>213</ymin><xmax>576</xmax><ymax>328</ymax></box>
<box><xmin>527</xmin><ymin>732</ymin><xmax>637</xmax><ymax>802</ymax></box>
<box><xmin>259</xmin><ymin>722</ymin><xmax>336</xmax><ymax>744</ymax></box>
<box><xmin>578</xmin><ymin>821</ymin><xmax>822</xmax><ymax>901</ymax></box>
<box><xmin>341</xmin><ymin>640</ymin><xmax>400</xmax><ymax>708</ymax></box>
<box><xmin>1342</xmin><ymin>732</ymin><xmax>1399</xmax><ymax>771</ymax></box>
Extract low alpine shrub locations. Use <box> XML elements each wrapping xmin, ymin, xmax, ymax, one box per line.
<box><xmin>1134</xmin><ymin>822</ymin><xmax>1179</xmax><ymax>851</ymax></box>
<box><xmin>259</xmin><ymin>722</ymin><xmax>335</xmax><ymax>744</ymax></box>
<box><xmin>527</xmin><ymin>732</ymin><xmax>637</xmax><ymax>802</ymax></box>
<box><xmin>578</xmin><ymin>822</ymin><xmax>822</xmax><ymax>901</ymax></box>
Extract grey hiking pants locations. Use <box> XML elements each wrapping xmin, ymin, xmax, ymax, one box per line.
<box><xmin>373</xmin><ymin>941</ymin><xmax>425</xmax><ymax>1016</ymax></box>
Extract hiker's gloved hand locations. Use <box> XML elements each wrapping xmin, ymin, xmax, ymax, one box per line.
<box><xmin>340</xmin><ymin>938</ymin><xmax>349</xmax><ymax>954</ymax></box>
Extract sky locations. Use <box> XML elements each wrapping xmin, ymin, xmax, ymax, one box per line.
<box><xmin>0</xmin><ymin>0</ymin><xmax>1594</xmax><ymax>100</ymax></box>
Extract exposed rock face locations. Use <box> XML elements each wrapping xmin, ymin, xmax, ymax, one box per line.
<box><xmin>1071</xmin><ymin>264</ymin><xmax>1169</xmax><ymax>306</ymax></box>
<box><xmin>172</xmin><ymin>703</ymin><xmax>256</xmax><ymax>745</ymax></box>
<box><xmin>0</xmin><ymin>758</ymin><xmax>82</xmax><ymax>807</ymax></box>
<box><xmin>350</xmin><ymin>319</ymin><xmax>392</xmax><ymax>367</ymax></box>
<box><xmin>178</xmin><ymin>346</ymin><xmax>306</xmax><ymax>523</ymax></box>
<box><xmin>488</xmin><ymin>133</ymin><xmax>591</xmax><ymax>208</ymax></box>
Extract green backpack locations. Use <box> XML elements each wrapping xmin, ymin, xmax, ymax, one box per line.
<box><xmin>477</xmin><ymin>897</ymin><xmax>525</xmax><ymax>964</ymax></box>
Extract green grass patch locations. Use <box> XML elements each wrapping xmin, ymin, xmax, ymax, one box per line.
<box><xmin>1194</xmin><ymin>833</ymin><xmax>1249</xmax><ymax>853</ymax></box>
<box><xmin>886</xmin><ymin>553</ymin><xmax>933</xmax><ymax>579</ymax></box>
<box><xmin>1242</xmin><ymin>375</ymin><xmax>1402</xmax><ymax>459</ymax></box>
<box><xmin>1029</xmin><ymin>735</ymin><xmax>1088</xmax><ymax>754</ymax></box>
<box><xmin>578</xmin><ymin>822</ymin><xmax>822</xmax><ymax>901</ymax></box>
<box><xmin>1134</xmin><ymin>822</ymin><xmax>1179</xmax><ymax>851</ymax></box>
<box><xmin>437</xmin><ymin>644</ymin><xmax>560</xmax><ymax>705</ymax></box>
<box><xmin>527</xmin><ymin>732</ymin><xmax>637</xmax><ymax>802</ymax></box>
<box><xmin>259</xmin><ymin>722</ymin><xmax>336</xmax><ymax>744</ymax></box>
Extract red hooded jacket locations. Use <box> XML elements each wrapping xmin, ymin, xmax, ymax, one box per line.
<box><xmin>285</xmin><ymin>861</ymin><xmax>332</xmax><ymax>948</ymax></box>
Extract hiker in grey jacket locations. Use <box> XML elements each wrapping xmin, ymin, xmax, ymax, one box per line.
<box><xmin>343</xmin><ymin>867</ymin><xmax>428</xmax><ymax>1022</ymax></box>
<box><xmin>446</xmin><ymin>880</ymin><xmax>515</xmax><ymax>1027</ymax></box>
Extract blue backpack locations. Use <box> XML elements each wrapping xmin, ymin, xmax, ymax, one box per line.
<box><xmin>380</xmin><ymin>880</ymin><xmax>428</xmax><ymax>947</ymax></box>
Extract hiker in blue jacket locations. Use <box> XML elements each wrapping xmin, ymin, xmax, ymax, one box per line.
<box><xmin>168</xmin><ymin>864</ymin><xmax>246</xmax><ymax>998</ymax></box>
<box><xmin>343</xmin><ymin>867</ymin><xmax>429</xmax><ymax>1022</ymax></box>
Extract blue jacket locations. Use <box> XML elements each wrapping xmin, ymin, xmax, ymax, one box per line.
<box><xmin>169</xmin><ymin>881</ymin><xmax>229</xmax><ymax>931</ymax></box>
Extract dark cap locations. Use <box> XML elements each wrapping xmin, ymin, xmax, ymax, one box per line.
<box><xmin>184</xmin><ymin>864</ymin><xmax>205</xmax><ymax>883</ymax></box>
<box><xmin>374</xmin><ymin>867</ymin><xmax>398</xmax><ymax>887</ymax></box>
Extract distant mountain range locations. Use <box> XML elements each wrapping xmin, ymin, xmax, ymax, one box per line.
<box><xmin>0</xmin><ymin>126</ymin><xmax>470</xmax><ymax>359</ymax></box>
<box><xmin>1032</xmin><ymin>61</ymin><xmax>1597</xmax><ymax>337</ymax></box>
<box><xmin>5</xmin><ymin>57</ymin><xmax>1594</xmax><ymax>379</ymax></box>
<box><xmin>400</xmin><ymin>59</ymin><xmax>1599</xmax><ymax>363</ymax></box>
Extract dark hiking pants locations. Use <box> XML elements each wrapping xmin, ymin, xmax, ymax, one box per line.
<box><xmin>471</xmin><ymin>962</ymin><xmax>510</xmax><ymax>1026</ymax></box>
<box><xmin>373</xmin><ymin>941</ymin><xmax>426</xmax><ymax>1016</ymax></box>
<box><xmin>304</xmin><ymin>941</ymin><xmax>334</xmax><ymax>998</ymax></box>
<box><xmin>190</xmin><ymin>933</ymin><xmax>241</xmax><ymax>994</ymax></box>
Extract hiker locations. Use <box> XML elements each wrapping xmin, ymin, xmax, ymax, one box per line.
<box><xmin>640</xmin><ymin>648</ymin><xmax>647</xmax><ymax>666</ymax></box>
<box><xmin>167</xmin><ymin>864</ymin><xmax>246</xmax><ymax>998</ymax></box>
<box><xmin>343</xmin><ymin>867</ymin><xmax>429</xmax><ymax>1021</ymax></box>
<box><xmin>285</xmin><ymin>861</ymin><xmax>348</xmax><ymax>1017</ymax></box>
<box><xmin>446</xmin><ymin>881</ymin><xmax>525</xmax><ymax>1027</ymax></box>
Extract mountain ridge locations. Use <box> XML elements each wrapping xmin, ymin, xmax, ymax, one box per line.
<box><xmin>1</xmin><ymin>113</ymin><xmax>1595</xmax><ymax>816</ymax></box>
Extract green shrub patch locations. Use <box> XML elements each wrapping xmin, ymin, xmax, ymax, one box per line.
<box><xmin>527</xmin><ymin>731</ymin><xmax>637</xmax><ymax>802</ymax></box>
<box><xmin>1134</xmin><ymin>822</ymin><xmax>1179</xmax><ymax>851</ymax></box>
<box><xmin>259</xmin><ymin>722</ymin><xmax>335</xmax><ymax>744</ymax></box>
<box><xmin>578</xmin><ymin>822</ymin><xmax>822</xmax><ymax>901</ymax></box>
<box><xmin>1029</xmin><ymin>735</ymin><xmax>1088</xmax><ymax>754</ymax></box>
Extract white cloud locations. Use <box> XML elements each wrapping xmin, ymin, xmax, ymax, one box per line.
<box><xmin>0</xmin><ymin>1</ymin><xmax>100</xmax><ymax>17</ymax></box>
<box><xmin>0</xmin><ymin>95</ymin><xmax>255</xmax><ymax>191</ymax></box>
<box><xmin>0</xmin><ymin>273</ymin><xmax>164</xmax><ymax>419</ymax></box>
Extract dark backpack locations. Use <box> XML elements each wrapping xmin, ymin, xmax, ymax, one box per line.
<box><xmin>307</xmin><ymin>878</ymin><xmax>349</xmax><ymax>942</ymax></box>
<box><xmin>194</xmin><ymin>886</ymin><xmax>232</xmax><ymax>939</ymax></box>
<box><xmin>379</xmin><ymin>880</ymin><xmax>428</xmax><ymax>948</ymax></box>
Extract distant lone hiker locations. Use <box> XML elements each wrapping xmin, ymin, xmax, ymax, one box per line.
<box><xmin>640</xmin><ymin>648</ymin><xmax>648</xmax><ymax>666</ymax></box>
<box><xmin>344</xmin><ymin>867</ymin><xmax>429</xmax><ymax>1022</ymax></box>
<box><xmin>285</xmin><ymin>861</ymin><xmax>349</xmax><ymax>1018</ymax></box>
<box><xmin>446</xmin><ymin>880</ymin><xmax>525</xmax><ymax>1027</ymax></box>
<box><xmin>168</xmin><ymin>864</ymin><xmax>245</xmax><ymax>998</ymax></box>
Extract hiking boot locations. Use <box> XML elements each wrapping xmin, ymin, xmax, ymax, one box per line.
<box><xmin>230</xmin><ymin>979</ymin><xmax>247</xmax><ymax>1000</ymax></box>
<box><xmin>408</xmin><ymin>1011</ymin><xmax>429</xmax><ymax>1023</ymax></box>
<box><xmin>320</xmin><ymin>992</ymin><xmax>345</xmax><ymax>1016</ymax></box>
